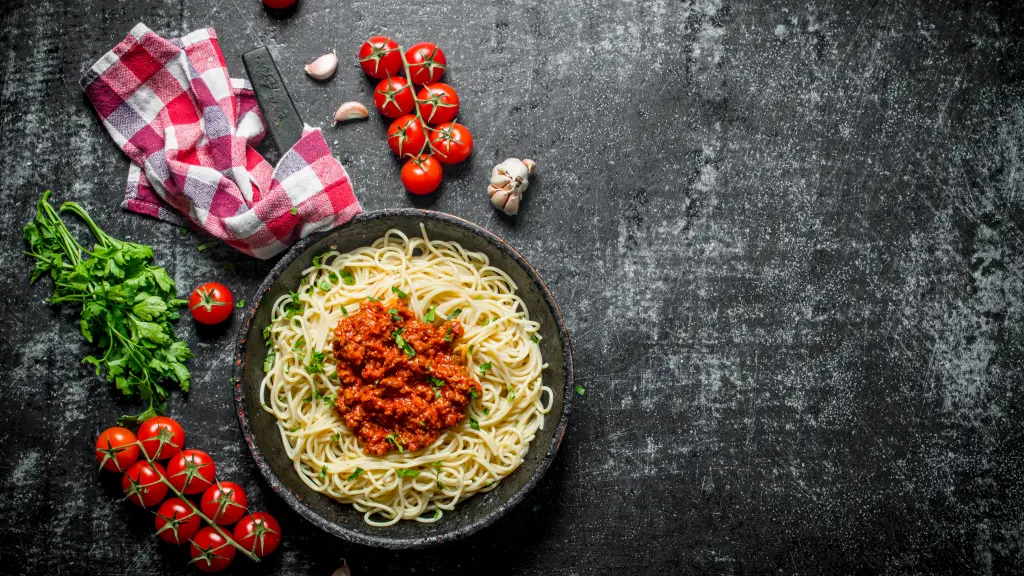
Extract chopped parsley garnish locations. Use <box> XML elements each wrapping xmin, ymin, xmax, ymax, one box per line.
<box><xmin>482</xmin><ymin>317</ymin><xmax>490</xmax><ymax>326</ymax></box>
<box><xmin>479</xmin><ymin>362</ymin><xmax>492</xmax><ymax>376</ymax></box>
<box><xmin>323</xmin><ymin>392</ymin><xmax>336</xmax><ymax>404</ymax></box>
<box><xmin>397</xmin><ymin>469</ymin><xmax>420</xmax><ymax>478</ymax></box>
<box><xmin>292</xmin><ymin>337</ymin><xmax>305</xmax><ymax>351</ymax></box>
<box><xmin>444</xmin><ymin>326</ymin><xmax>453</xmax><ymax>342</ymax></box>
<box><xmin>389</xmin><ymin>308</ymin><xmax>402</xmax><ymax>322</ymax></box>
<box><xmin>385</xmin><ymin>433</ymin><xmax>405</xmax><ymax>453</ymax></box>
<box><xmin>340</xmin><ymin>304</ymin><xmax>348</xmax><ymax>316</ymax></box>
<box><xmin>434</xmin><ymin>389</ymin><xmax>441</xmax><ymax>399</ymax></box>
<box><xmin>288</xmin><ymin>424</ymin><xmax>302</xmax><ymax>432</ymax></box>
<box><xmin>319</xmin><ymin>280</ymin><xmax>331</xmax><ymax>291</ymax></box>
<box><xmin>432</xmin><ymin>461</ymin><xmax>442</xmax><ymax>469</ymax></box>
<box><xmin>469</xmin><ymin>345</ymin><xmax>475</xmax><ymax>354</ymax></box>
<box><xmin>367</xmin><ymin>296</ymin><xmax>379</xmax><ymax>302</ymax></box>
<box><xmin>306</xmin><ymin>351</ymin><xmax>327</xmax><ymax>374</ymax></box>
<box><xmin>319</xmin><ymin>465</ymin><xmax>327</xmax><ymax>479</ymax></box>
<box><xmin>429</xmin><ymin>376</ymin><xmax>446</xmax><ymax>387</ymax></box>
<box><xmin>483</xmin><ymin>407</ymin><xmax>490</xmax><ymax>415</ymax></box>
<box><xmin>263</xmin><ymin>326</ymin><xmax>272</xmax><ymax>344</ymax></box>
<box><xmin>433</xmin><ymin>509</ymin><xmax>441</xmax><ymax>519</ymax></box>
<box><xmin>530</xmin><ymin>334</ymin><xmax>540</xmax><ymax>343</ymax></box>
<box><xmin>311</xmin><ymin>254</ymin><xmax>321</xmax><ymax>267</ymax></box>
<box><xmin>284</xmin><ymin>291</ymin><xmax>303</xmax><ymax>318</ymax></box>
<box><xmin>236</xmin><ymin>299</ymin><xmax>245</xmax><ymax>308</ymax></box>
<box><xmin>447</xmin><ymin>308</ymin><xmax>462</xmax><ymax>320</ymax></box>
<box><xmin>473</xmin><ymin>295</ymin><xmax>483</xmax><ymax>300</ymax></box>
<box><xmin>340</xmin><ymin>269</ymin><xmax>355</xmax><ymax>285</ymax></box>
<box><xmin>289</xmin><ymin>207</ymin><xmax>298</xmax><ymax>215</ymax></box>
<box><xmin>469</xmin><ymin>417</ymin><xmax>480</xmax><ymax>430</ymax></box>
<box><xmin>393</xmin><ymin>331</ymin><xmax>415</xmax><ymax>358</ymax></box>
<box><xmin>347</xmin><ymin>467</ymin><xmax>365</xmax><ymax>482</ymax></box>
<box><xmin>331</xmin><ymin>432</ymin><xmax>341</xmax><ymax>443</ymax></box>
<box><xmin>507</xmin><ymin>383</ymin><xmax>516</xmax><ymax>401</ymax></box>
<box><xmin>575</xmin><ymin>384</ymin><xmax>586</xmax><ymax>396</ymax></box>
<box><xmin>470</xmin><ymin>387</ymin><xmax>479</xmax><ymax>399</ymax></box>
<box><xmin>424</xmin><ymin>305</ymin><xmax>437</xmax><ymax>322</ymax></box>
<box><xmin>196</xmin><ymin>241</ymin><xmax>218</xmax><ymax>251</ymax></box>
<box><xmin>263</xmin><ymin>351</ymin><xmax>275</xmax><ymax>372</ymax></box>
<box><xmin>391</xmin><ymin>286</ymin><xmax>408</xmax><ymax>299</ymax></box>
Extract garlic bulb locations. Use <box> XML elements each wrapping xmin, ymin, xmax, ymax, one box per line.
<box><xmin>304</xmin><ymin>52</ymin><xmax>338</xmax><ymax>80</ymax></box>
<box><xmin>488</xmin><ymin>158</ymin><xmax>536</xmax><ymax>215</ymax></box>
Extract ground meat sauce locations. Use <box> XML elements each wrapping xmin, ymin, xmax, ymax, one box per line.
<box><xmin>332</xmin><ymin>299</ymin><xmax>481</xmax><ymax>455</ymax></box>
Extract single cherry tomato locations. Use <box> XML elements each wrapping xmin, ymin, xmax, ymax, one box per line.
<box><xmin>415</xmin><ymin>83</ymin><xmax>460</xmax><ymax>125</ymax></box>
<box><xmin>137</xmin><ymin>416</ymin><xmax>185</xmax><ymax>460</ymax></box>
<box><xmin>401</xmin><ymin>155</ymin><xmax>443</xmax><ymax>195</ymax></box>
<box><xmin>200</xmin><ymin>481</ymin><xmax>249</xmax><ymax>526</ymax></box>
<box><xmin>189</xmin><ymin>526</ymin><xmax>236</xmax><ymax>573</ymax></box>
<box><xmin>358</xmin><ymin>36</ymin><xmax>402</xmax><ymax>79</ymax></box>
<box><xmin>166</xmin><ymin>449</ymin><xmax>216</xmax><ymax>495</ymax></box>
<box><xmin>95</xmin><ymin>426</ymin><xmax>139</xmax><ymax>473</ymax></box>
<box><xmin>233</xmin><ymin>512</ymin><xmax>282</xmax><ymax>558</ymax></box>
<box><xmin>429</xmin><ymin>122</ymin><xmax>473</xmax><ymax>164</ymax></box>
<box><xmin>154</xmin><ymin>497</ymin><xmax>201</xmax><ymax>545</ymax></box>
<box><xmin>405</xmin><ymin>42</ymin><xmax>447</xmax><ymax>85</ymax></box>
<box><xmin>373</xmin><ymin>76</ymin><xmax>414</xmax><ymax>119</ymax></box>
<box><xmin>189</xmin><ymin>282</ymin><xmax>234</xmax><ymax>325</ymax></box>
<box><xmin>122</xmin><ymin>461</ymin><xmax>168</xmax><ymax>508</ymax></box>
<box><xmin>262</xmin><ymin>0</ymin><xmax>297</xmax><ymax>8</ymax></box>
<box><xmin>386</xmin><ymin>115</ymin><xmax>428</xmax><ymax>158</ymax></box>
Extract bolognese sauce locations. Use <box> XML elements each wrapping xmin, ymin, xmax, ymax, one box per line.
<box><xmin>331</xmin><ymin>298</ymin><xmax>481</xmax><ymax>455</ymax></box>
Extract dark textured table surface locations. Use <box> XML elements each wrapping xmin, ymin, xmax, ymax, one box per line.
<box><xmin>2</xmin><ymin>0</ymin><xmax>1024</xmax><ymax>574</ymax></box>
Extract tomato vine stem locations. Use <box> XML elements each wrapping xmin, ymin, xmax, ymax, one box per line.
<box><xmin>398</xmin><ymin>45</ymin><xmax>439</xmax><ymax>156</ymax></box>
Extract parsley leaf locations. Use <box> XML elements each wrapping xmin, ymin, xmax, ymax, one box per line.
<box><xmin>236</xmin><ymin>299</ymin><xmax>245</xmax><ymax>308</ymax></box>
<box><xmin>391</xmin><ymin>286</ymin><xmax>408</xmax><ymax>299</ymax></box>
<box><xmin>479</xmin><ymin>362</ymin><xmax>492</xmax><ymax>376</ymax></box>
<box><xmin>386</xmin><ymin>433</ymin><xmax>405</xmax><ymax>453</ymax></box>
<box><xmin>347</xmin><ymin>467</ymin><xmax>365</xmax><ymax>482</ymax></box>
<box><xmin>293</xmin><ymin>337</ymin><xmax>305</xmax><ymax>351</ymax></box>
<box><xmin>367</xmin><ymin>296</ymin><xmax>379</xmax><ymax>302</ymax></box>
<box><xmin>319</xmin><ymin>280</ymin><xmax>332</xmax><ymax>291</ymax></box>
<box><xmin>424</xmin><ymin>305</ymin><xmax>436</xmax><ymax>322</ymax></box>
<box><xmin>470</xmin><ymin>387</ymin><xmax>479</xmax><ymax>399</ymax></box>
<box><xmin>332</xmin><ymin>432</ymin><xmax>341</xmax><ymax>443</ymax></box>
<box><xmin>469</xmin><ymin>417</ymin><xmax>480</xmax><ymax>430</ymax></box>
<box><xmin>429</xmin><ymin>376</ymin><xmax>446</xmax><ymax>387</ymax></box>
<box><xmin>263</xmin><ymin>351</ymin><xmax>275</xmax><ymax>372</ymax></box>
<box><xmin>482</xmin><ymin>317</ymin><xmax>490</xmax><ymax>326</ymax></box>
<box><xmin>444</xmin><ymin>326</ymin><xmax>453</xmax><ymax>342</ymax></box>
<box><xmin>290</xmin><ymin>206</ymin><xmax>298</xmax><ymax>215</ymax></box>
<box><xmin>575</xmin><ymin>384</ymin><xmax>586</xmax><ymax>396</ymax></box>
<box><xmin>507</xmin><ymin>383</ymin><xmax>516</xmax><ymax>401</ymax></box>
<box><xmin>319</xmin><ymin>465</ymin><xmax>327</xmax><ymax>479</ymax></box>
<box><xmin>340</xmin><ymin>269</ymin><xmax>355</xmax><ymax>285</ymax></box>
<box><xmin>530</xmin><ymin>334</ymin><xmax>541</xmax><ymax>343</ymax></box>
<box><xmin>196</xmin><ymin>241</ymin><xmax>218</xmax><ymax>251</ymax></box>
<box><xmin>483</xmin><ymin>407</ymin><xmax>490</xmax><ymax>415</ymax></box>
<box><xmin>306</xmin><ymin>351</ymin><xmax>327</xmax><ymax>374</ymax></box>
<box><xmin>397</xmin><ymin>469</ymin><xmax>420</xmax><ymax>478</ymax></box>
<box><xmin>446</xmin><ymin>308</ymin><xmax>462</xmax><ymax>320</ymax></box>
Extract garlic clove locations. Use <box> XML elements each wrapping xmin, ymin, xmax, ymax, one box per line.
<box><xmin>502</xmin><ymin>193</ymin><xmax>521</xmax><ymax>215</ymax></box>
<box><xmin>331</xmin><ymin>560</ymin><xmax>351</xmax><ymax>576</ymax></box>
<box><xmin>333</xmin><ymin>101</ymin><xmax>369</xmax><ymax>124</ymax></box>
<box><xmin>522</xmin><ymin>159</ymin><xmax>537</xmax><ymax>174</ymax></box>
<box><xmin>490</xmin><ymin>173</ymin><xmax>512</xmax><ymax>187</ymax></box>
<box><xmin>305</xmin><ymin>52</ymin><xmax>338</xmax><ymax>80</ymax></box>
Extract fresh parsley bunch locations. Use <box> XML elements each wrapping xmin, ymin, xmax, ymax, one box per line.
<box><xmin>24</xmin><ymin>191</ymin><xmax>192</xmax><ymax>424</ymax></box>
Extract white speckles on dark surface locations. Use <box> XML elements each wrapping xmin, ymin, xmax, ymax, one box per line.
<box><xmin>2</xmin><ymin>0</ymin><xmax>1024</xmax><ymax>574</ymax></box>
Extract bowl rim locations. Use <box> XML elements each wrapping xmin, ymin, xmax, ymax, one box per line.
<box><xmin>231</xmin><ymin>208</ymin><xmax>574</xmax><ymax>549</ymax></box>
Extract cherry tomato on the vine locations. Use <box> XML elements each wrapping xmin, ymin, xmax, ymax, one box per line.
<box><xmin>154</xmin><ymin>497</ymin><xmax>202</xmax><ymax>545</ymax></box>
<box><xmin>373</xmin><ymin>76</ymin><xmax>415</xmax><ymax>119</ymax></box>
<box><xmin>189</xmin><ymin>282</ymin><xmax>233</xmax><ymax>325</ymax></box>
<box><xmin>200</xmin><ymin>481</ymin><xmax>249</xmax><ymax>526</ymax></box>
<box><xmin>401</xmin><ymin>155</ymin><xmax>443</xmax><ymax>195</ymax></box>
<box><xmin>233</xmin><ymin>512</ymin><xmax>282</xmax><ymax>558</ymax></box>
<box><xmin>415</xmin><ymin>83</ymin><xmax>460</xmax><ymax>125</ymax></box>
<box><xmin>122</xmin><ymin>461</ymin><xmax>168</xmax><ymax>508</ymax></box>
<box><xmin>166</xmin><ymin>449</ymin><xmax>216</xmax><ymax>495</ymax></box>
<box><xmin>95</xmin><ymin>426</ymin><xmax>139</xmax><ymax>473</ymax></box>
<box><xmin>262</xmin><ymin>0</ymin><xmax>296</xmax><ymax>9</ymax></box>
<box><xmin>189</xmin><ymin>526</ymin><xmax>236</xmax><ymax>573</ymax></box>
<box><xmin>405</xmin><ymin>42</ymin><xmax>447</xmax><ymax>85</ymax></box>
<box><xmin>386</xmin><ymin>115</ymin><xmax>428</xmax><ymax>157</ymax></box>
<box><xmin>358</xmin><ymin>36</ymin><xmax>402</xmax><ymax>79</ymax></box>
<box><xmin>137</xmin><ymin>416</ymin><xmax>185</xmax><ymax>460</ymax></box>
<box><xmin>429</xmin><ymin>122</ymin><xmax>474</xmax><ymax>164</ymax></box>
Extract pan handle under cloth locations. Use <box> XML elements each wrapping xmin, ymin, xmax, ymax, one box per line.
<box><xmin>242</xmin><ymin>46</ymin><xmax>305</xmax><ymax>152</ymax></box>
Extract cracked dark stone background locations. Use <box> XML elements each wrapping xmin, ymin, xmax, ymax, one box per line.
<box><xmin>2</xmin><ymin>0</ymin><xmax>1023</xmax><ymax>574</ymax></box>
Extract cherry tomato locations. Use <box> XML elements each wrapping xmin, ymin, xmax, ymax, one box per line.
<box><xmin>122</xmin><ymin>461</ymin><xmax>168</xmax><ymax>508</ymax></box>
<box><xmin>358</xmin><ymin>36</ymin><xmax>402</xmax><ymax>79</ymax></box>
<box><xmin>233</xmin><ymin>512</ymin><xmax>282</xmax><ymax>558</ymax></box>
<box><xmin>154</xmin><ymin>497</ymin><xmax>201</xmax><ymax>545</ymax></box>
<box><xmin>137</xmin><ymin>416</ymin><xmax>185</xmax><ymax>460</ymax></box>
<box><xmin>166</xmin><ymin>449</ymin><xmax>216</xmax><ymax>495</ymax></box>
<box><xmin>405</xmin><ymin>42</ymin><xmax>447</xmax><ymax>85</ymax></box>
<box><xmin>262</xmin><ymin>0</ymin><xmax>297</xmax><ymax>8</ymax></box>
<box><xmin>95</xmin><ymin>426</ymin><xmax>139</xmax><ymax>473</ymax></box>
<box><xmin>401</xmin><ymin>155</ymin><xmax>443</xmax><ymax>195</ymax></box>
<box><xmin>415</xmin><ymin>83</ymin><xmax>460</xmax><ymax>125</ymax></box>
<box><xmin>373</xmin><ymin>76</ymin><xmax>414</xmax><ymax>119</ymax></box>
<box><xmin>200</xmin><ymin>481</ymin><xmax>249</xmax><ymax>526</ymax></box>
<box><xmin>386</xmin><ymin>115</ymin><xmax>428</xmax><ymax>158</ymax></box>
<box><xmin>189</xmin><ymin>526</ymin><xmax>236</xmax><ymax>573</ymax></box>
<box><xmin>189</xmin><ymin>282</ymin><xmax>234</xmax><ymax>325</ymax></box>
<box><xmin>429</xmin><ymin>122</ymin><xmax>473</xmax><ymax>164</ymax></box>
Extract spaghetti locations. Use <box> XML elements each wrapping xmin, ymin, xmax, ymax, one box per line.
<box><xmin>259</xmin><ymin>226</ymin><xmax>551</xmax><ymax>525</ymax></box>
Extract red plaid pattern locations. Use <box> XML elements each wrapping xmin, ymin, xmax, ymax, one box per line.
<box><xmin>81</xmin><ymin>24</ymin><xmax>361</xmax><ymax>259</ymax></box>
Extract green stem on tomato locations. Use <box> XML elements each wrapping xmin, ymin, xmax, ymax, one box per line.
<box><xmin>398</xmin><ymin>46</ymin><xmax>439</xmax><ymax>156</ymax></box>
<box><xmin>132</xmin><ymin>441</ymin><xmax>261</xmax><ymax>562</ymax></box>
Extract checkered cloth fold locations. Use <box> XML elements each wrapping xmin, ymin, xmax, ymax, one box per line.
<box><xmin>81</xmin><ymin>23</ymin><xmax>361</xmax><ymax>259</ymax></box>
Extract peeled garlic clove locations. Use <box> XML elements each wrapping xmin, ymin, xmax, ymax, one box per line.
<box><xmin>305</xmin><ymin>52</ymin><xmax>338</xmax><ymax>80</ymax></box>
<box><xmin>333</xmin><ymin>101</ymin><xmax>368</xmax><ymax>124</ymax></box>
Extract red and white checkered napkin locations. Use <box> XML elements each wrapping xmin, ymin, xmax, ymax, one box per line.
<box><xmin>81</xmin><ymin>23</ymin><xmax>361</xmax><ymax>259</ymax></box>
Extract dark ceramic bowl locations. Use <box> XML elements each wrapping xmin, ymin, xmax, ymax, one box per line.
<box><xmin>232</xmin><ymin>210</ymin><xmax>573</xmax><ymax>549</ymax></box>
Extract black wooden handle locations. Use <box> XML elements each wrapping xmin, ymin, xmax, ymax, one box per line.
<box><xmin>242</xmin><ymin>46</ymin><xmax>304</xmax><ymax>152</ymax></box>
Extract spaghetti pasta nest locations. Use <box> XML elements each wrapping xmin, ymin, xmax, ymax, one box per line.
<box><xmin>259</xmin><ymin>225</ymin><xmax>552</xmax><ymax>525</ymax></box>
